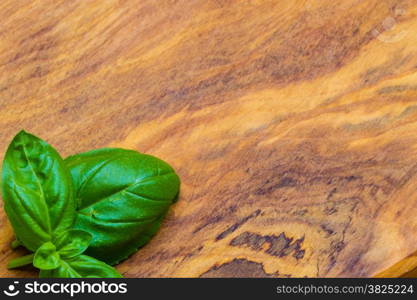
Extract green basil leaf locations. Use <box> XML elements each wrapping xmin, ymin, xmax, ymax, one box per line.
<box><xmin>2</xmin><ymin>131</ymin><xmax>75</xmax><ymax>251</ymax></box>
<box><xmin>65</xmin><ymin>148</ymin><xmax>180</xmax><ymax>265</ymax></box>
<box><xmin>39</xmin><ymin>262</ymin><xmax>79</xmax><ymax>278</ymax></box>
<box><xmin>39</xmin><ymin>255</ymin><xmax>122</xmax><ymax>278</ymax></box>
<box><xmin>33</xmin><ymin>242</ymin><xmax>60</xmax><ymax>270</ymax></box>
<box><xmin>54</xmin><ymin>229</ymin><xmax>92</xmax><ymax>259</ymax></box>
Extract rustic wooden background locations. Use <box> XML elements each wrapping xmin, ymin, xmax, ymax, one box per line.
<box><xmin>1</xmin><ymin>0</ymin><xmax>417</xmax><ymax>278</ymax></box>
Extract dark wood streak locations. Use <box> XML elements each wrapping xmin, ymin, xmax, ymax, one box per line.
<box><xmin>230</xmin><ymin>231</ymin><xmax>305</xmax><ymax>260</ymax></box>
<box><xmin>200</xmin><ymin>258</ymin><xmax>281</xmax><ymax>278</ymax></box>
<box><xmin>215</xmin><ymin>210</ymin><xmax>261</xmax><ymax>241</ymax></box>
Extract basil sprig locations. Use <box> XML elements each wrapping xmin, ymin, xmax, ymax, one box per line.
<box><xmin>2</xmin><ymin>131</ymin><xmax>180</xmax><ymax>278</ymax></box>
<box><xmin>2</xmin><ymin>131</ymin><xmax>121</xmax><ymax>277</ymax></box>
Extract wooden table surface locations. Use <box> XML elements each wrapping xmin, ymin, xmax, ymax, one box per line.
<box><xmin>1</xmin><ymin>0</ymin><xmax>417</xmax><ymax>278</ymax></box>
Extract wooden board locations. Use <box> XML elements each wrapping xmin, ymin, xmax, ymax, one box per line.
<box><xmin>0</xmin><ymin>0</ymin><xmax>417</xmax><ymax>278</ymax></box>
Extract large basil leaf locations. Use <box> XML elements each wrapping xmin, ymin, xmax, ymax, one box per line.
<box><xmin>2</xmin><ymin>131</ymin><xmax>75</xmax><ymax>251</ymax></box>
<box><xmin>65</xmin><ymin>148</ymin><xmax>180</xmax><ymax>265</ymax></box>
<box><xmin>39</xmin><ymin>255</ymin><xmax>122</xmax><ymax>278</ymax></box>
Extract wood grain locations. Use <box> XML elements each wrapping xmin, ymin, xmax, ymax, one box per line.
<box><xmin>0</xmin><ymin>0</ymin><xmax>417</xmax><ymax>277</ymax></box>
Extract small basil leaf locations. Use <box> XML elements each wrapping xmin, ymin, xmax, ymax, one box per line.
<box><xmin>54</xmin><ymin>229</ymin><xmax>92</xmax><ymax>259</ymax></box>
<box><xmin>39</xmin><ymin>262</ymin><xmax>79</xmax><ymax>278</ymax></box>
<box><xmin>65</xmin><ymin>148</ymin><xmax>180</xmax><ymax>265</ymax></box>
<box><xmin>2</xmin><ymin>131</ymin><xmax>75</xmax><ymax>251</ymax></box>
<box><xmin>39</xmin><ymin>255</ymin><xmax>122</xmax><ymax>278</ymax></box>
<box><xmin>33</xmin><ymin>242</ymin><xmax>60</xmax><ymax>270</ymax></box>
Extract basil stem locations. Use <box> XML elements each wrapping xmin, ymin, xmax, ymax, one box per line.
<box><xmin>8</xmin><ymin>254</ymin><xmax>34</xmax><ymax>269</ymax></box>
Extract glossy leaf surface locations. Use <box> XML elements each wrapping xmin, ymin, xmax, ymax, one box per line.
<box><xmin>2</xmin><ymin>131</ymin><xmax>75</xmax><ymax>251</ymax></box>
<box><xmin>33</xmin><ymin>242</ymin><xmax>60</xmax><ymax>270</ymax></box>
<box><xmin>54</xmin><ymin>229</ymin><xmax>92</xmax><ymax>259</ymax></box>
<box><xmin>65</xmin><ymin>148</ymin><xmax>180</xmax><ymax>264</ymax></box>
